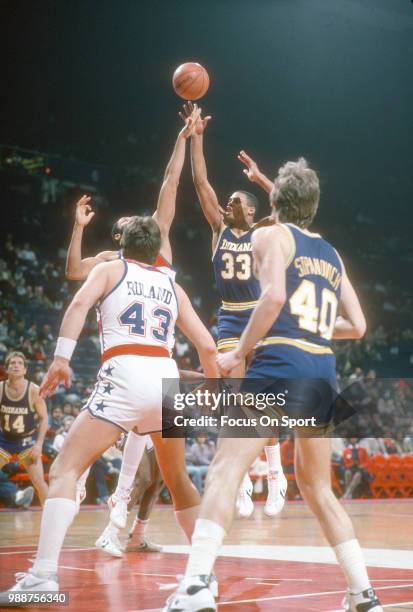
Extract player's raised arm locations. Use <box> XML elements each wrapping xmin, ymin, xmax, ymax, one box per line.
<box><xmin>28</xmin><ymin>387</ymin><xmax>49</xmax><ymax>462</ymax></box>
<box><xmin>174</xmin><ymin>283</ymin><xmax>219</xmax><ymax>379</ymax></box>
<box><xmin>183</xmin><ymin>103</ymin><xmax>222</xmax><ymax>236</ymax></box>
<box><xmin>238</xmin><ymin>150</ymin><xmax>274</xmax><ymax>194</ymax></box>
<box><xmin>153</xmin><ymin>105</ymin><xmax>201</xmax><ymax>263</ymax></box>
<box><xmin>218</xmin><ymin>226</ymin><xmax>286</xmax><ymax>375</ymax></box>
<box><xmin>65</xmin><ymin>195</ymin><xmax>115</xmax><ymax>281</ymax></box>
<box><xmin>333</xmin><ymin>268</ymin><xmax>367</xmax><ymax>340</ymax></box>
<box><xmin>41</xmin><ymin>262</ymin><xmax>114</xmax><ymax>397</ymax></box>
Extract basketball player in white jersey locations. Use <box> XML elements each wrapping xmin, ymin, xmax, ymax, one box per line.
<box><xmin>4</xmin><ymin>215</ymin><xmax>219</xmax><ymax>594</ymax></box>
<box><xmin>65</xmin><ymin>107</ymin><xmax>200</xmax><ymax>552</ymax></box>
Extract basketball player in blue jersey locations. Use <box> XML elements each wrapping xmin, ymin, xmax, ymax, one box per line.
<box><xmin>182</xmin><ymin>102</ymin><xmax>286</xmax><ymax>518</ymax></box>
<box><xmin>0</xmin><ymin>352</ymin><xmax>49</xmax><ymax>505</ymax></box>
<box><xmin>165</xmin><ymin>158</ymin><xmax>382</xmax><ymax>612</ymax></box>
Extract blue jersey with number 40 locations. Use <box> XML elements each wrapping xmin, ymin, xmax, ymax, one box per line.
<box><xmin>265</xmin><ymin>224</ymin><xmax>343</xmax><ymax>348</ymax></box>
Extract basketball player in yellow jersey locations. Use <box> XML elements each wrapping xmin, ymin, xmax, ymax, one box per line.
<box><xmin>0</xmin><ymin>352</ymin><xmax>49</xmax><ymax>505</ymax></box>
<box><xmin>182</xmin><ymin>102</ymin><xmax>286</xmax><ymax>518</ymax></box>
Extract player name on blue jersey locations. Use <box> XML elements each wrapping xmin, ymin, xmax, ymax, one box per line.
<box><xmin>294</xmin><ymin>256</ymin><xmax>342</xmax><ymax>291</ymax></box>
<box><xmin>220</xmin><ymin>238</ymin><xmax>253</xmax><ymax>253</ymax></box>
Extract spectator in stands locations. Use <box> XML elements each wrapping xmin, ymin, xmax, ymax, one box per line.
<box><xmin>359</xmin><ymin>437</ymin><xmax>388</xmax><ymax>456</ymax></box>
<box><xmin>49</xmin><ymin>406</ymin><xmax>64</xmax><ymax>432</ymax></box>
<box><xmin>185</xmin><ymin>435</ymin><xmax>215</xmax><ymax>494</ymax></box>
<box><xmin>0</xmin><ymin>471</ymin><xmax>34</xmax><ymax>509</ymax></box>
<box><xmin>383</xmin><ymin>438</ymin><xmax>400</xmax><ymax>455</ymax></box>
<box><xmin>343</xmin><ymin>438</ymin><xmax>371</xmax><ymax>498</ymax></box>
<box><xmin>17</xmin><ymin>242</ymin><xmax>37</xmax><ymax>265</ymax></box>
<box><xmin>52</xmin><ymin>416</ymin><xmax>74</xmax><ymax>454</ymax></box>
<box><xmin>62</xmin><ymin>402</ymin><xmax>73</xmax><ymax>416</ymax></box>
<box><xmin>403</xmin><ymin>425</ymin><xmax>413</xmax><ymax>454</ymax></box>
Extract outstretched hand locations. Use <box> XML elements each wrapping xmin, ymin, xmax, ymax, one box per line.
<box><xmin>238</xmin><ymin>150</ymin><xmax>261</xmax><ymax>183</ymax></box>
<box><xmin>75</xmin><ymin>195</ymin><xmax>95</xmax><ymax>227</ymax></box>
<box><xmin>179</xmin><ymin>101</ymin><xmax>211</xmax><ymax>136</ymax></box>
<box><xmin>40</xmin><ymin>358</ymin><xmax>72</xmax><ymax>398</ymax></box>
<box><xmin>178</xmin><ymin>103</ymin><xmax>202</xmax><ymax>139</ymax></box>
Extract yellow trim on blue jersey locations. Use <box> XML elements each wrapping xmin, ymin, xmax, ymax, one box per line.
<box><xmin>221</xmin><ymin>299</ymin><xmax>258</xmax><ymax>312</ymax></box>
<box><xmin>258</xmin><ymin>336</ymin><xmax>333</xmax><ymax>354</ymax></box>
<box><xmin>217</xmin><ymin>338</ymin><xmax>239</xmax><ymax>351</ymax></box>
<box><xmin>0</xmin><ymin>447</ymin><xmax>11</xmax><ymax>461</ymax></box>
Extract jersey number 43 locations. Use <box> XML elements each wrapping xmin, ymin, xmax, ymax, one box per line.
<box><xmin>118</xmin><ymin>301</ymin><xmax>172</xmax><ymax>343</ymax></box>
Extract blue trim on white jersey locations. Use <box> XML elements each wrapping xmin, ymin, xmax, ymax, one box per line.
<box><xmin>99</xmin><ymin>259</ymin><xmax>128</xmax><ymax>305</ymax></box>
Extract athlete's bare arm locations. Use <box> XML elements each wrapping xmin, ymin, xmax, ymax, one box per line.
<box><xmin>153</xmin><ymin>105</ymin><xmax>201</xmax><ymax>264</ymax></box>
<box><xmin>182</xmin><ymin>103</ymin><xmax>223</xmax><ymax>247</ymax></box>
<box><xmin>218</xmin><ymin>226</ymin><xmax>287</xmax><ymax>375</ymax></box>
<box><xmin>66</xmin><ymin>195</ymin><xmax>118</xmax><ymax>281</ymax></box>
<box><xmin>175</xmin><ymin>283</ymin><xmax>219</xmax><ymax>379</ymax></box>
<box><xmin>333</xmin><ymin>268</ymin><xmax>366</xmax><ymax>340</ymax></box>
<box><xmin>238</xmin><ymin>150</ymin><xmax>274</xmax><ymax>194</ymax></box>
<box><xmin>41</xmin><ymin>261</ymin><xmax>123</xmax><ymax>397</ymax></box>
<box><xmin>28</xmin><ymin>385</ymin><xmax>49</xmax><ymax>462</ymax></box>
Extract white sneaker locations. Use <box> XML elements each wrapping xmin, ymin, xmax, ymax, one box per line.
<box><xmin>209</xmin><ymin>573</ymin><xmax>219</xmax><ymax>598</ymax></box>
<box><xmin>163</xmin><ymin>575</ymin><xmax>216</xmax><ymax>612</ymax></box>
<box><xmin>3</xmin><ymin>570</ymin><xmax>59</xmax><ymax>593</ymax></box>
<box><xmin>125</xmin><ymin>536</ymin><xmax>163</xmax><ymax>553</ymax></box>
<box><xmin>15</xmin><ymin>487</ymin><xmax>34</xmax><ymax>509</ymax></box>
<box><xmin>236</xmin><ymin>475</ymin><xmax>254</xmax><ymax>518</ymax></box>
<box><xmin>342</xmin><ymin>587</ymin><xmax>383</xmax><ymax>611</ymax></box>
<box><xmin>108</xmin><ymin>491</ymin><xmax>130</xmax><ymax>529</ymax></box>
<box><xmin>264</xmin><ymin>471</ymin><xmax>288</xmax><ymax>517</ymax></box>
<box><xmin>95</xmin><ymin>528</ymin><xmax>123</xmax><ymax>558</ymax></box>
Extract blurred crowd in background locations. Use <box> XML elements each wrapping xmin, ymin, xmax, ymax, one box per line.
<box><xmin>0</xmin><ymin>152</ymin><xmax>412</xmax><ymax>507</ymax></box>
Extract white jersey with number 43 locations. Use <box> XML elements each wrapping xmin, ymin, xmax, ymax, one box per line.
<box><xmin>96</xmin><ymin>259</ymin><xmax>178</xmax><ymax>355</ymax></box>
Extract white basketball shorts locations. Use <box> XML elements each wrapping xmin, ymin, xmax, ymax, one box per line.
<box><xmin>84</xmin><ymin>354</ymin><xmax>180</xmax><ymax>435</ymax></box>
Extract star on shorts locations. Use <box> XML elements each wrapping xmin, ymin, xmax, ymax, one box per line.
<box><xmin>103</xmin><ymin>365</ymin><xmax>114</xmax><ymax>377</ymax></box>
<box><xmin>102</xmin><ymin>382</ymin><xmax>114</xmax><ymax>395</ymax></box>
<box><xmin>95</xmin><ymin>401</ymin><xmax>105</xmax><ymax>412</ymax></box>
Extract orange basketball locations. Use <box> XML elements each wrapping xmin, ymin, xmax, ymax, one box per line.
<box><xmin>172</xmin><ymin>62</ymin><xmax>209</xmax><ymax>101</ymax></box>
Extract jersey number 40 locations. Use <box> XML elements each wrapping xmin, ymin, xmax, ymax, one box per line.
<box><xmin>118</xmin><ymin>301</ymin><xmax>171</xmax><ymax>343</ymax></box>
<box><xmin>289</xmin><ymin>279</ymin><xmax>338</xmax><ymax>341</ymax></box>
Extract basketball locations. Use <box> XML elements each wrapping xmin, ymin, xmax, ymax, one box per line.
<box><xmin>172</xmin><ymin>62</ymin><xmax>209</xmax><ymax>101</ymax></box>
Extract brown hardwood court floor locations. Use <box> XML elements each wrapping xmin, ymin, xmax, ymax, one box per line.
<box><xmin>1</xmin><ymin>499</ymin><xmax>412</xmax><ymax>611</ymax></box>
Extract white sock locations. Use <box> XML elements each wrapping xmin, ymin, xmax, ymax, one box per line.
<box><xmin>76</xmin><ymin>467</ymin><xmax>90</xmax><ymax>497</ymax></box>
<box><xmin>185</xmin><ymin>519</ymin><xmax>226</xmax><ymax>578</ymax></box>
<box><xmin>106</xmin><ymin>520</ymin><xmax>120</xmax><ymax>536</ymax></box>
<box><xmin>334</xmin><ymin>539</ymin><xmax>371</xmax><ymax>593</ymax></box>
<box><xmin>239</xmin><ymin>471</ymin><xmax>252</xmax><ymax>493</ymax></box>
<box><xmin>265</xmin><ymin>444</ymin><xmax>282</xmax><ymax>475</ymax></box>
<box><xmin>115</xmin><ymin>432</ymin><xmax>147</xmax><ymax>496</ymax></box>
<box><xmin>129</xmin><ymin>517</ymin><xmax>148</xmax><ymax>540</ymax></box>
<box><xmin>174</xmin><ymin>505</ymin><xmax>200</xmax><ymax>542</ymax></box>
<box><xmin>33</xmin><ymin>498</ymin><xmax>77</xmax><ymax>576</ymax></box>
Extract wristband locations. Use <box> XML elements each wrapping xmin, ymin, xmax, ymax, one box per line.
<box><xmin>54</xmin><ymin>337</ymin><xmax>77</xmax><ymax>361</ymax></box>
